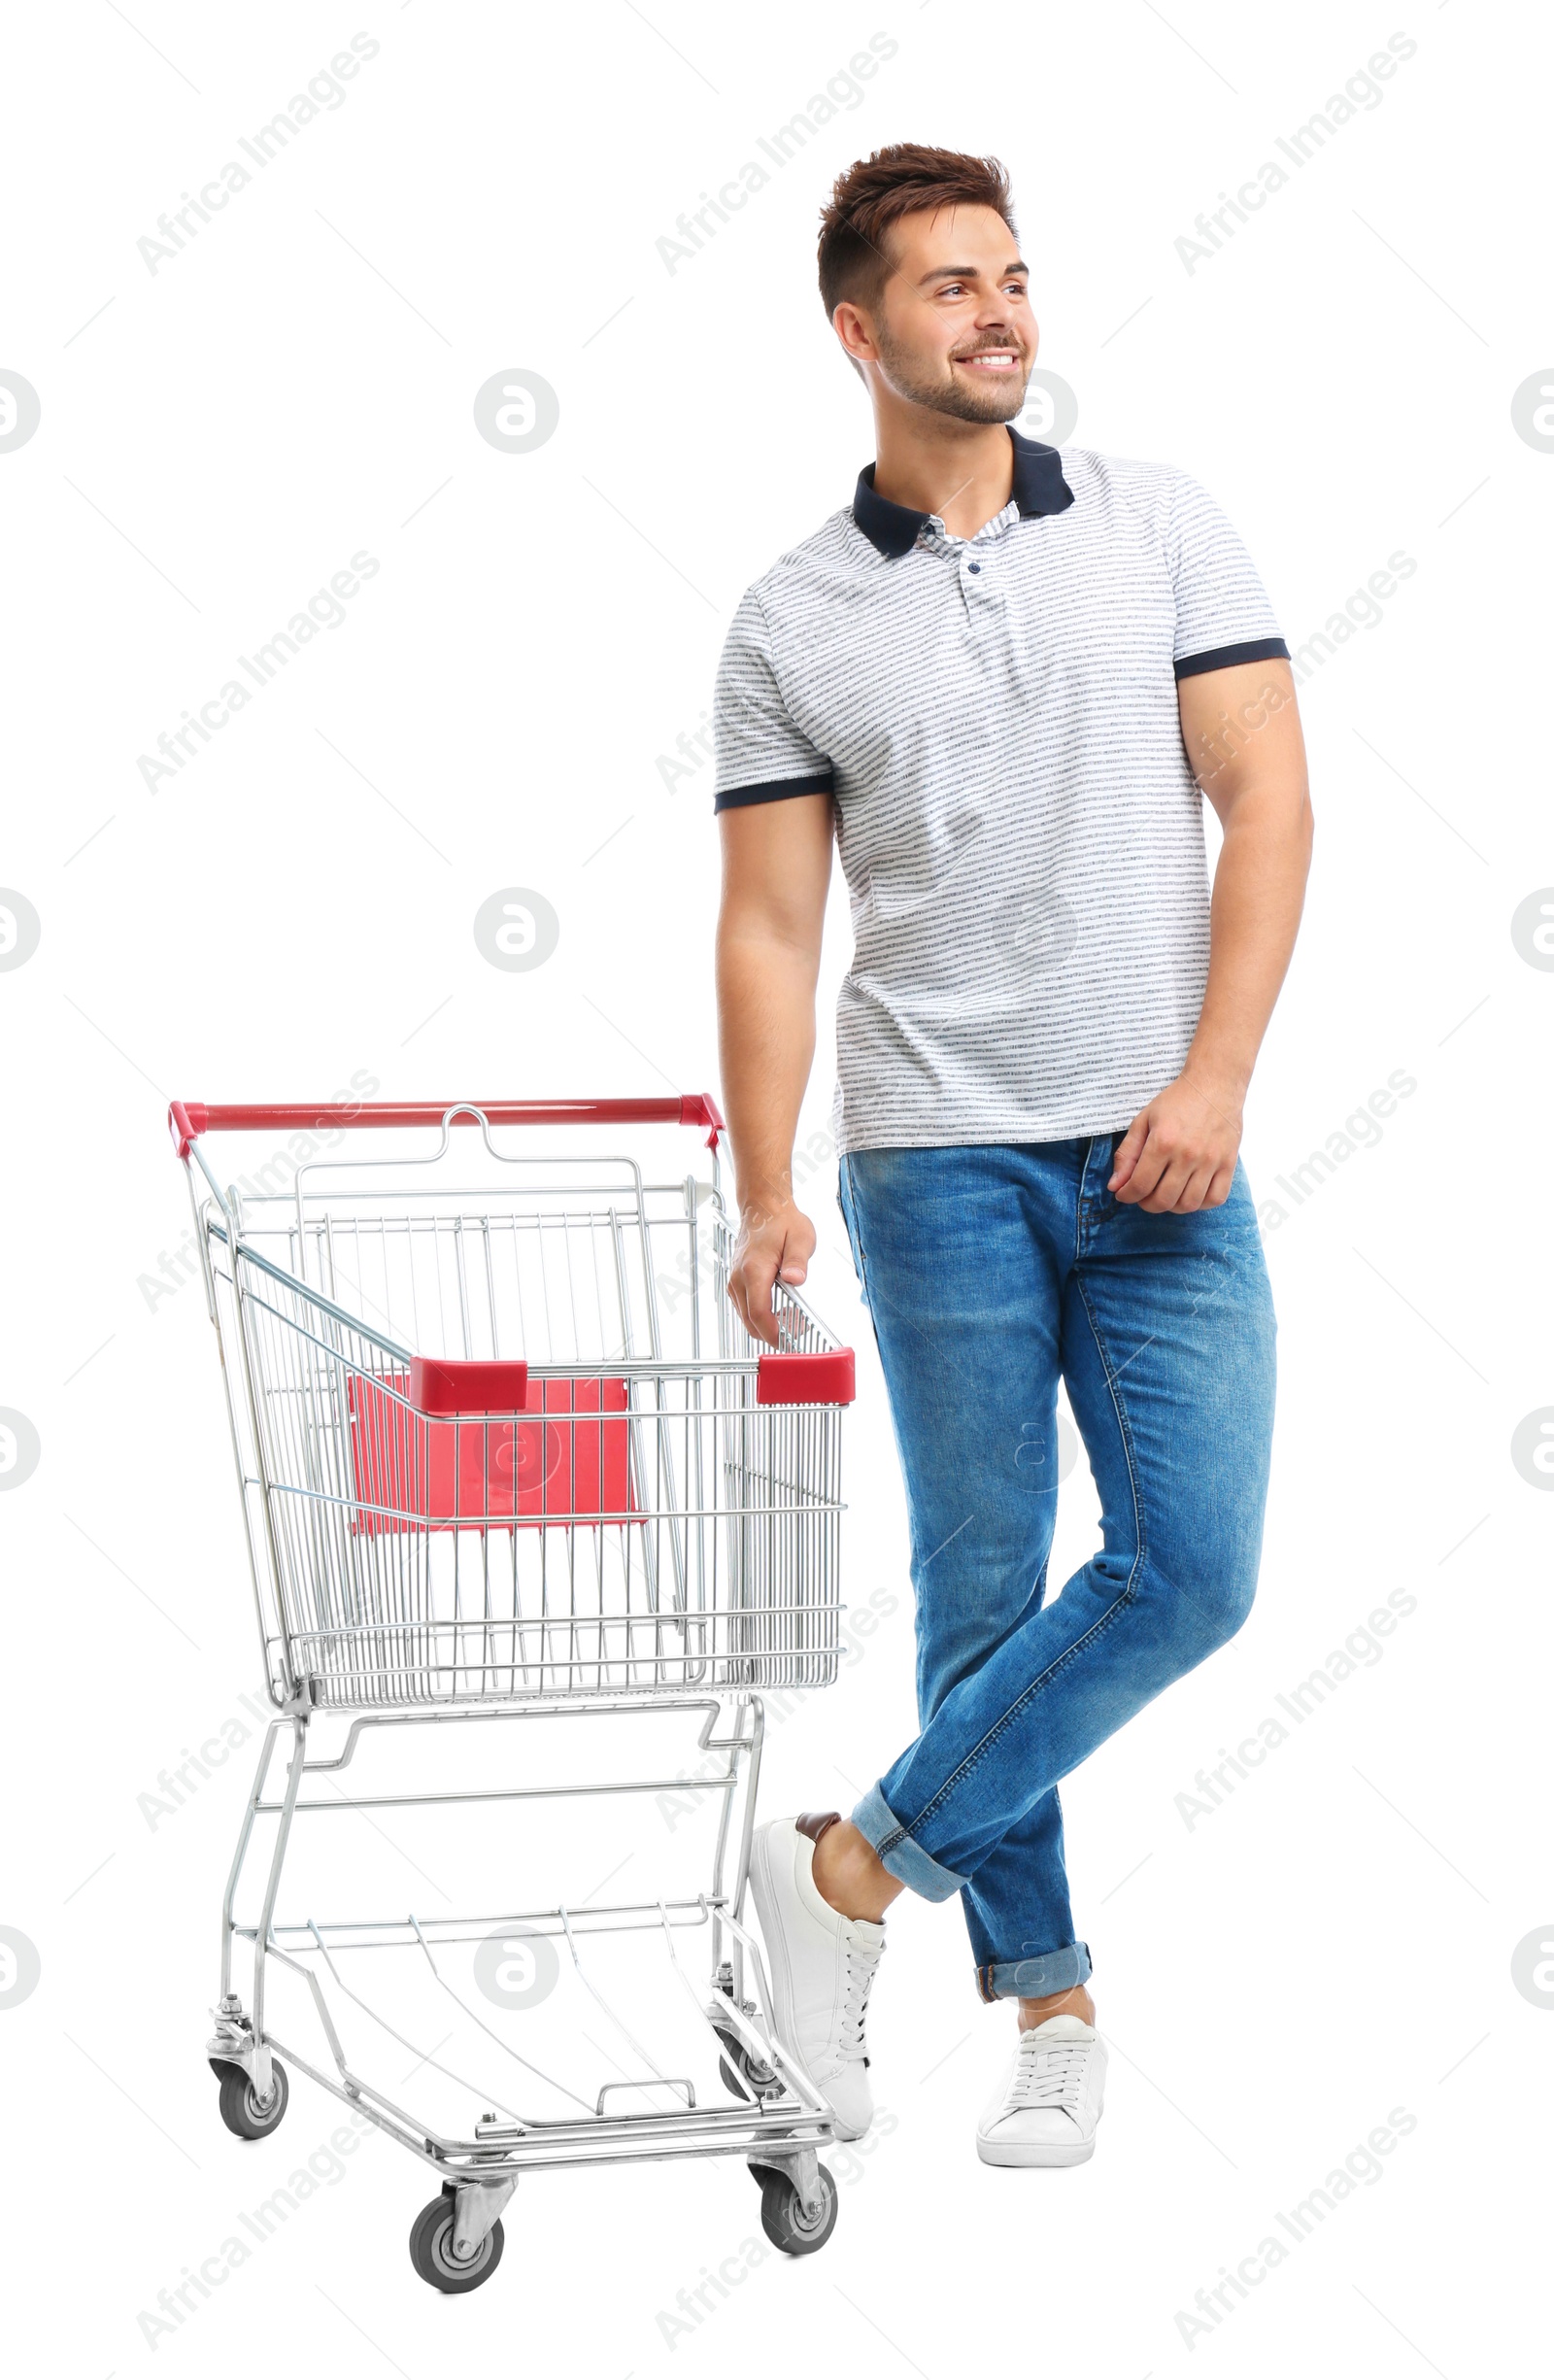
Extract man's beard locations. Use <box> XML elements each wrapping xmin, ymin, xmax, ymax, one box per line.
<box><xmin>873</xmin><ymin>324</ymin><xmax>1030</xmax><ymax>425</ymax></box>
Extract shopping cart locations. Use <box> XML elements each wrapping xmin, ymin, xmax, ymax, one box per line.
<box><xmin>170</xmin><ymin>1095</ymin><xmax>857</xmax><ymax>2289</ymax></box>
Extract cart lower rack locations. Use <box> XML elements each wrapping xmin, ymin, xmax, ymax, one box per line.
<box><xmin>173</xmin><ymin>1097</ymin><xmax>858</xmax><ymax>2287</ymax></box>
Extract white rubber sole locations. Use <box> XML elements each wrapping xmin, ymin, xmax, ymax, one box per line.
<box><xmin>976</xmin><ymin>2130</ymin><xmax>1098</xmax><ymax>2167</ymax></box>
<box><xmin>747</xmin><ymin>1825</ymin><xmax>799</xmax><ymax>2057</ymax></box>
<box><xmin>748</xmin><ymin>1823</ymin><xmax>867</xmax><ymax>2142</ymax></box>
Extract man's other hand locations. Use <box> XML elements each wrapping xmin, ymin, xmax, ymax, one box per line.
<box><xmin>1108</xmin><ymin>1071</ymin><xmax>1242</xmax><ymax>1213</ymax></box>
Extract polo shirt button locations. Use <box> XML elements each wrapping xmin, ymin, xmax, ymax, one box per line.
<box><xmin>967</xmin><ymin>562</ymin><xmax>982</xmax><ymax>574</ymax></box>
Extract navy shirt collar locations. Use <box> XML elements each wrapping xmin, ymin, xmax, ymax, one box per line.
<box><xmin>852</xmin><ymin>427</ymin><xmax>1074</xmax><ymax>559</ymax></box>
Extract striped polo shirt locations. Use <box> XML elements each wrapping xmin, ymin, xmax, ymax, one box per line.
<box><xmin>713</xmin><ymin>428</ymin><xmax>1288</xmax><ymax>1154</ymax></box>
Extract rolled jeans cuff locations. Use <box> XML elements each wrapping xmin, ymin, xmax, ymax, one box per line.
<box><xmin>974</xmin><ymin>1942</ymin><xmax>1094</xmax><ymax>2004</ymax></box>
<box><xmin>850</xmin><ymin>1784</ymin><xmax>967</xmax><ymax>1905</ymax></box>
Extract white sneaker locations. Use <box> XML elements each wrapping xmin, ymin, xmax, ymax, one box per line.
<box><xmin>748</xmin><ymin>1812</ymin><xmax>884</xmax><ymax>2140</ymax></box>
<box><xmin>976</xmin><ymin>2013</ymin><xmax>1107</xmax><ymax>2166</ymax></box>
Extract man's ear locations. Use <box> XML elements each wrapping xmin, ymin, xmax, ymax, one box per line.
<box><xmin>832</xmin><ymin>301</ymin><xmax>863</xmax><ymax>356</ymax></box>
<box><xmin>832</xmin><ymin>302</ymin><xmax>875</xmax><ymax>385</ymax></box>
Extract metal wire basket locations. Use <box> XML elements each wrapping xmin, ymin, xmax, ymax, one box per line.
<box><xmin>176</xmin><ymin>1097</ymin><xmax>855</xmax><ymax>1711</ymax></box>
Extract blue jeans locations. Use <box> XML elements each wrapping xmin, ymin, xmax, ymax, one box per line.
<box><xmin>837</xmin><ymin>1136</ymin><xmax>1276</xmax><ymax>2001</ymax></box>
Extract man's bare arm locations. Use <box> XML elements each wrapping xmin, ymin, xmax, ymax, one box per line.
<box><xmin>1110</xmin><ymin>658</ymin><xmax>1313</xmax><ymax>1212</ymax></box>
<box><xmin>716</xmin><ymin>792</ymin><xmax>834</xmax><ymax>1343</ymax></box>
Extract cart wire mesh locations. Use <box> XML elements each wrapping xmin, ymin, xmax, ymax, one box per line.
<box><xmin>203</xmin><ymin>1154</ymin><xmax>847</xmax><ymax>1708</ymax></box>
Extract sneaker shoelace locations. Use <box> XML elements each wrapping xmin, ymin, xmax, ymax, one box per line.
<box><xmin>1005</xmin><ymin>2030</ymin><xmax>1090</xmax><ymax>2113</ymax></box>
<box><xmin>834</xmin><ymin>1935</ymin><xmax>884</xmax><ymax>2063</ymax></box>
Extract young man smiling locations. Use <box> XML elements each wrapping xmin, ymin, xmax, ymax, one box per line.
<box><xmin>714</xmin><ymin>146</ymin><xmax>1311</xmax><ymax>2167</ymax></box>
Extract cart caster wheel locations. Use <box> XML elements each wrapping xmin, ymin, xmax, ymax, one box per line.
<box><xmin>720</xmin><ymin>2049</ymin><xmax>779</xmax><ymax>2103</ymax></box>
<box><xmin>714</xmin><ymin>2015</ymin><xmax>780</xmax><ymax>2101</ymax></box>
<box><xmin>409</xmin><ymin>2194</ymin><xmax>506</xmax><ymax>2294</ymax></box>
<box><xmin>216</xmin><ymin>2057</ymin><xmax>289</xmax><ymax>2140</ymax></box>
<box><xmin>755</xmin><ymin>2162</ymin><xmax>838</xmax><ymax>2256</ymax></box>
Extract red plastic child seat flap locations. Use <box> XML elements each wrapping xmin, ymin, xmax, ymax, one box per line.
<box><xmin>348</xmin><ymin>1372</ymin><xmax>636</xmax><ymax>1532</ymax></box>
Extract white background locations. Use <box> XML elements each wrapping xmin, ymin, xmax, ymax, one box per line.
<box><xmin>1</xmin><ymin>1</ymin><xmax>1549</xmax><ymax>2371</ymax></box>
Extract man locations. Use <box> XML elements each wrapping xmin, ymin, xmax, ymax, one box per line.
<box><xmin>714</xmin><ymin>144</ymin><xmax>1311</xmax><ymax>2168</ymax></box>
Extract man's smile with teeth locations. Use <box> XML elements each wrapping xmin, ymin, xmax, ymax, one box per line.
<box><xmin>957</xmin><ymin>350</ymin><xmax>1021</xmax><ymax>370</ymax></box>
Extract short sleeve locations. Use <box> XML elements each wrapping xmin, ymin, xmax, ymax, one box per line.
<box><xmin>712</xmin><ymin>588</ymin><xmax>834</xmax><ymax>812</ymax></box>
<box><xmin>1166</xmin><ymin>473</ymin><xmax>1289</xmax><ymax>681</ymax></box>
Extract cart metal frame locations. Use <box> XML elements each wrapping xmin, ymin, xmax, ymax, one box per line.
<box><xmin>171</xmin><ymin>1097</ymin><xmax>856</xmax><ymax>2284</ymax></box>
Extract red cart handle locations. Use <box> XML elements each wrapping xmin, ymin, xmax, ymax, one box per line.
<box><xmin>169</xmin><ymin>1095</ymin><xmax>726</xmax><ymax>1159</ymax></box>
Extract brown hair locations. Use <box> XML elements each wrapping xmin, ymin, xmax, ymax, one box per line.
<box><xmin>817</xmin><ymin>144</ymin><xmax>1017</xmax><ymax>321</ymax></box>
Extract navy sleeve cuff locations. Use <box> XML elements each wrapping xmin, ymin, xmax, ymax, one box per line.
<box><xmin>1174</xmin><ymin>636</ymin><xmax>1290</xmax><ymax>681</ymax></box>
<box><xmin>713</xmin><ymin>769</ymin><xmax>835</xmax><ymax>813</ymax></box>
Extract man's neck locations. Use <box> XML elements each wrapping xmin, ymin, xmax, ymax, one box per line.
<box><xmin>869</xmin><ymin>414</ymin><xmax>1016</xmax><ymax>542</ymax></box>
